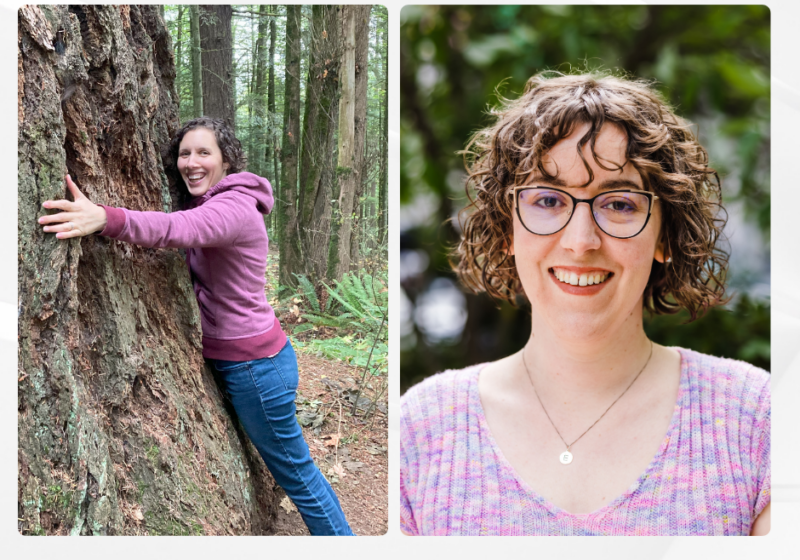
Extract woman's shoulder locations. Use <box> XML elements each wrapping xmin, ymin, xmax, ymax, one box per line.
<box><xmin>400</xmin><ymin>365</ymin><xmax>484</xmax><ymax>422</ymax></box>
<box><xmin>675</xmin><ymin>346</ymin><xmax>769</xmax><ymax>380</ymax></box>
<box><xmin>674</xmin><ymin>346</ymin><xmax>770</xmax><ymax>410</ymax></box>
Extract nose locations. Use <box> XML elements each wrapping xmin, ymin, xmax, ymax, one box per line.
<box><xmin>559</xmin><ymin>201</ymin><xmax>601</xmax><ymax>254</ymax></box>
<box><xmin>184</xmin><ymin>153</ymin><xmax>199</xmax><ymax>169</ymax></box>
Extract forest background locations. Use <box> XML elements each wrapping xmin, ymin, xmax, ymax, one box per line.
<box><xmin>400</xmin><ymin>4</ymin><xmax>771</xmax><ymax>391</ymax></box>
<box><xmin>18</xmin><ymin>4</ymin><xmax>388</xmax><ymax>536</ymax></box>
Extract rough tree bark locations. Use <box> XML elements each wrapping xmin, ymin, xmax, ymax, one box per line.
<box><xmin>298</xmin><ymin>5</ymin><xmax>341</xmax><ymax>284</ymax></box>
<box><xmin>18</xmin><ymin>5</ymin><xmax>279</xmax><ymax>536</ymax></box>
<box><xmin>278</xmin><ymin>5</ymin><xmax>302</xmax><ymax>288</ymax></box>
<box><xmin>199</xmin><ymin>5</ymin><xmax>234</xmax><ymax>129</ymax></box>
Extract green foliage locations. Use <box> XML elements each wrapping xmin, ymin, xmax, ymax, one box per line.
<box><xmin>292</xmin><ymin>273</ymin><xmax>326</xmax><ymax>315</ymax></box>
<box><xmin>291</xmin><ymin>270</ymin><xmax>388</xmax><ymax>375</ymax></box>
<box><xmin>644</xmin><ymin>295</ymin><xmax>770</xmax><ymax>371</ymax></box>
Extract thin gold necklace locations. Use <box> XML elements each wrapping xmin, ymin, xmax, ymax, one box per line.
<box><xmin>521</xmin><ymin>340</ymin><xmax>654</xmax><ymax>465</ymax></box>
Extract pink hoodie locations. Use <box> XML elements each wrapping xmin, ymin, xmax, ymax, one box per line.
<box><xmin>99</xmin><ymin>172</ymin><xmax>286</xmax><ymax>360</ymax></box>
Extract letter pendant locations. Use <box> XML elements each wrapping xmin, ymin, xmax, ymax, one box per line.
<box><xmin>559</xmin><ymin>450</ymin><xmax>573</xmax><ymax>464</ymax></box>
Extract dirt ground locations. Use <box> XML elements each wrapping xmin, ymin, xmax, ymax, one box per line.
<box><xmin>270</xmin><ymin>351</ymin><xmax>388</xmax><ymax>535</ymax></box>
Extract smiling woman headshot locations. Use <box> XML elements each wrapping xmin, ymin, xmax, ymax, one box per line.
<box><xmin>399</xmin><ymin>73</ymin><xmax>770</xmax><ymax>536</ymax></box>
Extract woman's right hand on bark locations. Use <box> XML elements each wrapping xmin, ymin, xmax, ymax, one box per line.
<box><xmin>39</xmin><ymin>175</ymin><xmax>108</xmax><ymax>239</ymax></box>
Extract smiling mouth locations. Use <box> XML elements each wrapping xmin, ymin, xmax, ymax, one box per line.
<box><xmin>186</xmin><ymin>173</ymin><xmax>206</xmax><ymax>184</ymax></box>
<box><xmin>550</xmin><ymin>267</ymin><xmax>613</xmax><ymax>287</ymax></box>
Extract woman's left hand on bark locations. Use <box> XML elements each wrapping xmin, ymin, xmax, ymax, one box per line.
<box><xmin>39</xmin><ymin>174</ymin><xmax>108</xmax><ymax>239</ymax></box>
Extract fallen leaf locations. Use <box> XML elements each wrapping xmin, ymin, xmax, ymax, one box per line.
<box><xmin>332</xmin><ymin>462</ymin><xmax>346</xmax><ymax>479</ymax></box>
<box><xmin>134</xmin><ymin>508</ymin><xmax>144</xmax><ymax>521</ymax></box>
<box><xmin>323</xmin><ymin>434</ymin><xmax>340</xmax><ymax>447</ymax></box>
<box><xmin>280</xmin><ymin>496</ymin><xmax>297</xmax><ymax>513</ymax></box>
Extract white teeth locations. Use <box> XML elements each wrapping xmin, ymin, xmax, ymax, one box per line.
<box><xmin>553</xmin><ymin>269</ymin><xmax>609</xmax><ymax>287</ymax></box>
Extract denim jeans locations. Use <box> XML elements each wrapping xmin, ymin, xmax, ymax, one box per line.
<box><xmin>212</xmin><ymin>339</ymin><xmax>354</xmax><ymax>535</ymax></box>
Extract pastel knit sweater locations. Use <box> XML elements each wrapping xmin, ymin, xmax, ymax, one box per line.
<box><xmin>400</xmin><ymin>348</ymin><xmax>770</xmax><ymax>536</ymax></box>
<box><xmin>99</xmin><ymin>172</ymin><xmax>286</xmax><ymax>361</ymax></box>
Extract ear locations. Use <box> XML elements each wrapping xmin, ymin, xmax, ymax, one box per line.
<box><xmin>223</xmin><ymin>161</ymin><xmax>230</xmax><ymax>172</ymax></box>
<box><xmin>653</xmin><ymin>235</ymin><xmax>666</xmax><ymax>264</ymax></box>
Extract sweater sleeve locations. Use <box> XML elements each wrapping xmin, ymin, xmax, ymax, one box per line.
<box><xmin>98</xmin><ymin>192</ymin><xmax>247</xmax><ymax>249</ymax></box>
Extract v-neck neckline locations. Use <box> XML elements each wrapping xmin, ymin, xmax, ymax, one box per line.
<box><xmin>472</xmin><ymin>347</ymin><xmax>688</xmax><ymax>518</ymax></box>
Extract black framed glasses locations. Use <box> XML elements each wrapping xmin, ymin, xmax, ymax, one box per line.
<box><xmin>513</xmin><ymin>186</ymin><xmax>658</xmax><ymax>239</ymax></box>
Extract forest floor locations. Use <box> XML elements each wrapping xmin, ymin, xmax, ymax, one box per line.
<box><xmin>264</xmin><ymin>251</ymin><xmax>388</xmax><ymax>536</ymax></box>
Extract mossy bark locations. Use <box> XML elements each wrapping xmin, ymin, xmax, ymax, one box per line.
<box><xmin>18</xmin><ymin>5</ymin><xmax>278</xmax><ymax>536</ymax></box>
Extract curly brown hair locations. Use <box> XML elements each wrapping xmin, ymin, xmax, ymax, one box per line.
<box><xmin>165</xmin><ymin>117</ymin><xmax>248</xmax><ymax>207</ymax></box>
<box><xmin>456</xmin><ymin>71</ymin><xmax>728</xmax><ymax>321</ymax></box>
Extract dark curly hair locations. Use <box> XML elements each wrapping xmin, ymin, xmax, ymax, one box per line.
<box><xmin>456</xmin><ymin>71</ymin><xmax>728</xmax><ymax>321</ymax></box>
<box><xmin>165</xmin><ymin>117</ymin><xmax>247</xmax><ymax>207</ymax></box>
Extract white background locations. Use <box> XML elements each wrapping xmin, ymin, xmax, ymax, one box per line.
<box><xmin>3</xmin><ymin>0</ymin><xmax>799</xmax><ymax>558</ymax></box>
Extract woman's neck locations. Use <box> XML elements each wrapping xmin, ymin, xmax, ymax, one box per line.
<box><xmin>523</xmin><ymin>309</ymin><xmax>653</xmax><ymax>396</ymax></box>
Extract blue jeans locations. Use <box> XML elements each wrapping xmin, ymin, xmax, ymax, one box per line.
<box><xmin>212</xmin><ymin>340</ymin><xmax>354</xmax><ymax>535</ymax></box>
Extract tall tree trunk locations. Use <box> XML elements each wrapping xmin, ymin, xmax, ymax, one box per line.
<box><xmin>253</xmin><ymin>5</ymin><xmax>267</xmax><ymax>177</ymax></box>
<box><xmin>190</xmin><ymin>5</ymin><xmax>203</xmax><ymax>118</ymax></box>
<box><xmin>267</xmin><ymin>6</ymin><xmax>278</xmax><ymax>244</ymax></box>
<box><xmin>199</xmin><ymin>5</ymin><xmax>234</xmax><ymax>130</ymax></box>
<box><xmin>378</xmin><ymin>15</ymin><xmax>388</xmax><ymax>248</ymax></box>
<box><xmin>298</xmin><ymin>5</ymin><xmax>341</xmax><ymax>283</ymax></box>
<box><xmin>175</xmin><ymin>5</ymin><xmax>183</xmax><ymax>112</ymax></box>
<box><xmin>328</xmin><ymin>5</ymin><xmax>356</xmax><ymax>280</ymax></box>
<box><xmin>345</xmin><ymin>6</ymin><xmax>373</xmax><ymax>273</ymax></box>
<box><xmin>278</xmin><ymin>5</ymin><xmax>302</xmax><ymax>287</ymax></box>
<box><xmin>18</xmin><ymin>5</ymin><xmax>278</xmax><ymax>535</ymax></box>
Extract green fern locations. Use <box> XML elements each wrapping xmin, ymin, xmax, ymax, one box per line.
<box><xmin>288</xmin><ymin>269</ymin><xmax>388</xmax><ymax>377</ymax></box>
<box><xmin>292</xmin><ymin>273</ymin><xmax>322</xmax><ymax>313</ymax></box>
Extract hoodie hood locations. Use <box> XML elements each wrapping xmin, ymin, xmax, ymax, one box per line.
<box><xmin>190</xmin><ymin>172</ymin><xmax>274</xmax><ymax>214</ymax></box>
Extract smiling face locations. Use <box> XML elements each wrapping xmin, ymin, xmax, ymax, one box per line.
<box><xmin>178</xmin><ymin>127</ymin><xmax>230</xmax><ymax>197</ymax></box>
<box><xmin>511</xmin><ymin>122</ymin><xmax>665</xmax><ymax>341</ymax></box>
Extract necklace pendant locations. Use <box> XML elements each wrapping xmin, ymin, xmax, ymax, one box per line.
<box><xmin>559</xmin><ymin>450</ymin><xmax>573</xmax><ymax>464</ymax></box>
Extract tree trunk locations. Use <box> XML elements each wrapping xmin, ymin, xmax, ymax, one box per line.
<box><xmin>267</xmin><ymin>7</ymin><xmax>278</xmax><ymax>243</ymax></box>
<box><xmin>278</xmin><ymin>5</ymin><xmax>303</xmax><ymax>288</ymax></box>
<box><xmin>190</xmin><ymin>5</ymin><xmax>203</xmax><ymax>119</ymax></box>
<box><xmin>378</xmin><ymin>16</ymin><xmax>388</xmax><ymax>248</ymax></box>
<box><xmin>18</xmin><ymin>5</ymin><xmax>278</xmax><ymax>535</ymax></box>
<box><xmin>298</xmin><ymin>5</ymin><xmax>341</xmax><ymax>284</ymax></box>
<box><xmin>345</xmin><ymin>6</ymin><xmax>372</xmax><ymax>273</ymax></box>
<box><xmin>327</xmin><ymin>6</ymin><xmax>355</xmax><ymax>280</ymax></box>
<box><xmin>175</xmin><ymin>6</ymin><xmax>183</xmax><ymax>109</ymax></box>
<box><xmin>253</xmin><ymin>7</ymin><xmax>267</xmax><ymax>173</ymax></box>
<box><xmin>199</xmin><ymin>5</ymin><xmax>234</xmax><ymax>129</ymax></box>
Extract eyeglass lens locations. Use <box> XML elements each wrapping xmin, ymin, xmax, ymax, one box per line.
<box><xmin>517</xmin><ymin>189</ymin><xmax>651</xmax><ymax>237</ymax></box>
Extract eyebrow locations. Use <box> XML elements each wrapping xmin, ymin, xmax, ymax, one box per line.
<box><xmin>528</xmin><ymin>175</ymin><xmax>643</xmax><ymax>191</ymax></box>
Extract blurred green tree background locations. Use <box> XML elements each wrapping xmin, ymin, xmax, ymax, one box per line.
<box><xmin>400</xmin><ymin>5</ymin><xmax>770</xmax><ymax>392</ymax></box>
